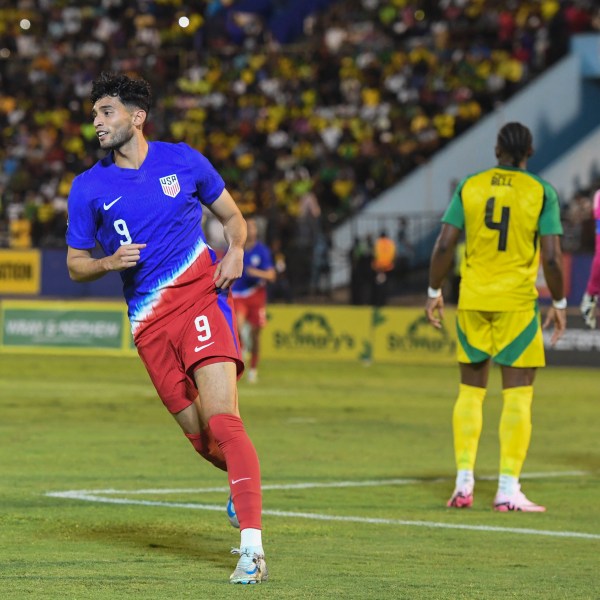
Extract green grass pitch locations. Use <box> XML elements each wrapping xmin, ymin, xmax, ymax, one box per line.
<box><xmin>1</xmin><ymin>353</ymin><xmax>598</xmax><ymax>599</ymax></box>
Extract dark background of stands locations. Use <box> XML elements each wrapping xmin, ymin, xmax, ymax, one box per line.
<box><xmin>1</xmin><ymin>0</ymin><xmax>599</xmax><ymax>303</ymax></box>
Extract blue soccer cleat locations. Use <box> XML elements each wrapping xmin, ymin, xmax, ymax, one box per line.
<box><xmin>229</xmin><ymin>547</ymin><xmax>268</xmax><ymax>584</ymax></box>
<box><xmin>226</xmin><ymin>495</ymin><xmax>239</xmax><ymax>528</ymax></box>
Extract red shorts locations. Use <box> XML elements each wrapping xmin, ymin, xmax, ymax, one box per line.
<box><xmin>135</xmin><ymin>287</ymin><xmax>244</xmax><ymax>414</ymax></box>
<box><xmin>233</xmin><ymin>287</ymin><xmax>268</xmax><ymax>328</ymax></box>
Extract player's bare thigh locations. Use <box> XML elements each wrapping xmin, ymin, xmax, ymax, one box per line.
<box><xmin>193</xmin><ymin>361</ymin><xmax>240</xmax><ymax>422</ymax></box>
<box><xmin>501</xmin><ymin>365</ymin><xmax>537</xmax><ymax>388</ymax></box>
<box><xmin>459</xmin><ymin>360</ymin><xmax>490</xmax><ymax>387</ymax></box>
<box><xmin>172</xmin><ymin>362</ymin><xmax>241</xmax><ymax>434</ymax></box>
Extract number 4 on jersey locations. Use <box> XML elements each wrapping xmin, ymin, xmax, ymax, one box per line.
<box><xmin>485</xmin><ymin>197</ymin><xmax>510</xmax><ymax>251</ymax></box>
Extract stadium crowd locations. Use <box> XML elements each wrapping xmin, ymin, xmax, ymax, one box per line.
<box><xmin>1</xmin><ymin>0</ymin><xmax>599</xmax><ymax>285</ymax></box>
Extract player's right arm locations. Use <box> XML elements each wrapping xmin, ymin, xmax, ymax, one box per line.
<box><xmin>67</xmin><ymin>244</ymin><xmax>146</xmax><ymax>282</ymax></box>
<box><xmin>426</xmin><ymin>179</ymin><xmax>466</xmax><ymax>328</ymax></box>
<box><xmin>66</xmin><ymin>173</ymin><xmax>146</xmax><ymax>282</ymax></box>
<box><xmin>426</xmin><ymin>223</ymin><xmax>462</xmax><ymax>328</ymax></box>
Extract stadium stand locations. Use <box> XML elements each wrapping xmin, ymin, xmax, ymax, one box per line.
<box><xmin>1</xmin><ymin>0</ymin><xmax>599</xmax><ymax>298</ymax></box>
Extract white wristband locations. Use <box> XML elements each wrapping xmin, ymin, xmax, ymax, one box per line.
<box><xmin>552</xmin><ymin>298</ymin><xmax>567</xmax><ymax>310</ymax></box>
<box><xmin>427</xmin><ymin>286</ymin><xmax>442</xmax><ymax>299</ymax></box>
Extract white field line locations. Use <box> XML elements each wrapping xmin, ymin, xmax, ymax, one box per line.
<box><xmin>47</xmin><ymin>478</ymin><xmax>421</xmax><ymax>496</ymax></box>
<box><xmin>45</xmin><ymin>470</ymin><xmax>600</xmax><ymax>541</ymax></box>
<box><xmin>45</xmin><ymin>470</ymin><xmax>592</xmax><ymax>497</ymax></box>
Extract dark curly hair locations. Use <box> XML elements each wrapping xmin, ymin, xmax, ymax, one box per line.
<box><xmin>496</xmin><ymin>122</ymin><xmax>533</xmax><ymax>167</ymax></box>
<box><xmin>91</xmin><ymin>72</ymin><xmax>152</xmax><ymax>114</ymax></box>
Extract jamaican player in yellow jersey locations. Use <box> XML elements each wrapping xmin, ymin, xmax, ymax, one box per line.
<box><xmin>425</xmin><ymin>122</ymin><xmax>566</xmax><ymax>512</ymax></box>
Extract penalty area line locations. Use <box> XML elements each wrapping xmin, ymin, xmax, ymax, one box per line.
<box><xmin>44</xmin><ymin>490</ymin><xmax>600</xmax><ymax>541</ymax></box>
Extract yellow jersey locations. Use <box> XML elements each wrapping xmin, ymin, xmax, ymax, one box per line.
<box><xmin>442</xmin><ymin>165</ymin><xmax>562</xmax><ymax>311</ymax></box>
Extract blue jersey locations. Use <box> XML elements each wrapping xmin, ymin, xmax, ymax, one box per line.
<box><xmin>66</xmin><ymin>141</ymin><xmax>225</xmax><ymax>334</ymax></box>
<box><xmin>232</xmin><ymin>242</ymin><xmax>273</xmax><ymax>298</ymax></box>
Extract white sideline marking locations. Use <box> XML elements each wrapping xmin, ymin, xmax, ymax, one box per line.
<box><xmin>47</xmin><ymin>478</ymin><xmax>421</xmax><ymax>496</ymax></box>
<box><xmin>45</xmin><ymin>470</ymin><xmax>600</xmax><ymax>541</ymax></box>
<box><xmin>45</xmin><ymin>470</ymin><xmax>592</xmax><ymax>497</ymax></box>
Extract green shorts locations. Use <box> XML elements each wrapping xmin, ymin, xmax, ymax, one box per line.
<box><xmin>456</xmin><ymin>304</ymin><xmax>545</xmax><ymax>367</ymax></box>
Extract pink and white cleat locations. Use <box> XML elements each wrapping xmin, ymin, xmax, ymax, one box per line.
<box><xmin>493</xmin><ymin>486</ymin><xmax>546</xmax><ymax>512</ymax></box>
<box><xmin>447</xmin><ymin>489</ymin><xmax>474</xmax><ymax>508</ymax></box>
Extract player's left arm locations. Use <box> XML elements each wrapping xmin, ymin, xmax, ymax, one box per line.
<box><xmin>540</xmin><ymin>234</ymin><xmax>567</xmax><ymax>345</ymax></box>
<box><xmin>246</xmin><ymin>247</ymin><xmax>276</xmax><ymax>282</ymax></box>
<box><xmin>207</xmin><ymin>188</ymin><xmax>247</xmax><ymax>289</ymax></box>
<box><xmin>246</xmin><ymin>265</ymin><xmax>277</xmax><ymax>282</ymax></box>
<box><xmin>538</xmin><ymin>181</ymin><xmax>567</xmax><ymax>344</ymax></box>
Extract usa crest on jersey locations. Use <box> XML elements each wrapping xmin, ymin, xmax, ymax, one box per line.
<box><xmin>159</xmin><ymin>174</ymin><xmax>180</xmax><ymax>198</ymax></box>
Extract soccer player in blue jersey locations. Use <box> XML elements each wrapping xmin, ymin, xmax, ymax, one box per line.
<box><xmin>232</xmin><ymin>217</ymin><xmax>276</xmax><ymax>383</ymax></box>
<box><xmin>66</xmin><ymin>72</ymin><xmax>267</xmax><ymax>584</ymax></box>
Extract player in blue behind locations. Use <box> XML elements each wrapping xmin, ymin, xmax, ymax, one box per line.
<box><xmin>66</xmin><ymin>72</ymin><xmax>267</xmax><ymax>584</ymax></box>
<box><xmin>232</xmin><ymin>217</ymin><xmax>276</xmax><ymax>384</ymax></box>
